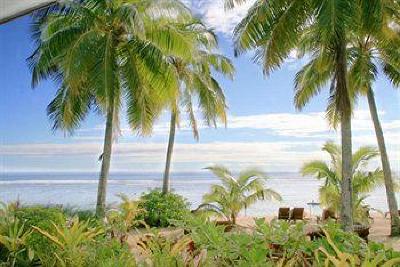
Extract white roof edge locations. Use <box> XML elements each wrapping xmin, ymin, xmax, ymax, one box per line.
<box><xmin>0</xmin><ymin>0</ymin><xmax>57</xmax><ymax>25</ymax></box>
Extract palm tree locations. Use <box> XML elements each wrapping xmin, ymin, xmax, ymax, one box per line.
<box><xmin>195</xmin><ymin>165</ymin><xmax>281</xmax><ymax>225</ymax></box>
<box><xmin>345</xmin><ymin>5</ymin><xmax>400</xmax><ymax>235</ymax></box>
<box><xmin>29</xmin><ymin>0</ymin><xmax>199</xmax><ymax>217</ymax></box>
<box><xmin>161</xmin><ymin>23</ymin><xmax>235</xmax><ymax>194</ymax></box>
<box><xmin>294</xmin><ymin>1</ymin><xmax>400</xmax><ymax>235</ymax></box>
<box><xmin>227</xmin><ymin>0</ymin><xmax>381</xmax><ymax>231</ymax></box>
<box><xmin>302</xmin><ymin>141</ymin><xmax>386</xmax><ymax>224</ymax></box>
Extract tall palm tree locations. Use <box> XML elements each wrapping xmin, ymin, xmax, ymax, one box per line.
<box><xmin>161</xmin><ymin>23</ymin><xmax>235</xmax><ymax>194</ymax></box>
<box><xmin>195</xmin><ymin>165</ymin><xmax>281</xmax><ymax>225</ymax></box>
<box><xmin>346</xmin><ymin>3</ymin><xmax>400</xmax><ymax>235</ymax></box>
<box><xmin>302</xmin><ymin>141</ymin><xmax>386</xmax><ymax>224</ymax></box>
<box><xmin>227</xmin><ymin>0</ymin><xmax>371</xmax><ymax>231</ymax></box>
<box><xmin>295</xmin><ymin>1</ymin><xmax>400</xmax><ymax>235</ymax></box>
<box><xmin>29</xmin><ymin>0</ymin><xmax>199</xmax><ymax>217</ymax></box>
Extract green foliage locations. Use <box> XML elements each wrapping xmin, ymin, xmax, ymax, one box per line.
<box><xmin>0</xmin><ymin>218</ymin><xmax>35</xmax><ymax>267</ymax></box>
<box><xmin>14</xmin><ymin>206</ymin><xmax>66</xmax><ymax>264</ymax></box>
<box><xmin>302</xmin><ymin>141</ymin><xmax>385</xmax><ymax>224</ymax></box>
<box><xmin>195</xmin><ymin>165</ymin><xmax>281</xmax><ymax>224</ymax></box>
<box><xmin>138</xmin><ymin>190</ymin><xmax>190</xmax><ymax>227</ymax></box>
<box><xmin>1</xmin><ymin>202</ymin><xmax>399</xmax><ymax>266</ymax></box>
<box><xmin>33</xmin><ymin>217</ymin><xmax>103</xmax><ymax>267</ymax></box>
<box><xmin>135</xmin><ymin>230</ymin><xmax>193</xmax><ymax>267</ymax></box>
<box><xmin>85</xmin><ymin>238</ymin><xmax>136</xmax><ymax>267</ymax></box>
<box><xmin>106</xmin><ymin>194</ymin><xmax>146</xmax><ymax>242</ymax></box>
<box><xmin>315</xmin><ymin>227</ymin><xmax>400</xmax><ymax>266</ymax></box>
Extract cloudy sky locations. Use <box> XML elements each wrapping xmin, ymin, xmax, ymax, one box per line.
<box><xmin>0</xmin><ymin>1</ymin><xmax>399</xmax><ymax>174</ymax></box>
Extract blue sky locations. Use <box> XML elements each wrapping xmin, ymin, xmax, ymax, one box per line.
<box><xmin>1</xmin><ymin>0</ymin><xmax>399</xmax><ymax>173</ymax></box>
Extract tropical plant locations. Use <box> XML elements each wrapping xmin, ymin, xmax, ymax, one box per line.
<box><xmin>15</xmin><ymin>205</ymin><xmax>66</xmax><ymax>264</ymax></box>
<box><xmin>315</xmin><ymin>229</ymin><xmax>400</xmax><ymax>267</ymax></box>
<box><xmin>29</xmin><ymin>0</ymin><xmax>199</xmax><ymax>218</ymax></box>
<box><xmin>345</xmin><ymin>2</ymin><xmax>400</xmax><ymax>235</ymax></box>
<box><xmin>138</xmin><ymin>190</ymin><xmax>190</xmax><ymax>227</ymax></box>
<box><xmin>32</xmin><ymin>217</ymin><xmax>103</xmax><ymax>266</ymax></box>
<box><xmin>85</xmin><ymin>238</ymin><xmax>136</xmax><ymax>267</ymax></box>
<box><xmin>106</xmin><ymin>194</ymin><xmax>145</xmax><ymax>242</ymax></box>
<box><xmin>161</xmin><ymin>22</ymin><xmax>235</xmax><ymax>194</ymax></box>
<box><xmin>195</xmin><ymin>165</ymin><xmax>281</xmax><ymax>225</ymax></box>
<box><xmin>226</xmin><ymin>0</ymin><xmax>386</xmax><ymax>232</ymax></box>
<box><xmin>302</xmin><ymin>141</ymin><xmax>386</xmax><ymax>224</ymax></box>
<box><xmin>0</xmin><ymin>218</ymin><xmax>35</xmax><ymax>267</ymax></box>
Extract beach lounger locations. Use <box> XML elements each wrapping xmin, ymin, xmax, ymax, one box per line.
<box><xmin>278</xmin><ymin>207</ymin><xmax>290</xmax><ymax>220</ymax></box>
<box><xmin>290</xmin><ymin>208</ymin><xmax>304</xmax><ymax>222</ymax></box>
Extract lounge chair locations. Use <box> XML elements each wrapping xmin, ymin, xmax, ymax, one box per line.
<box><xmin>278</xmin><ymin>207</ymin><xmax>290</xmax><ymax>221</ymax></box>
<box><xmin>290</xmin><ymin>208</ymin><xmax>304</xmax><ymax>222</ymax></box>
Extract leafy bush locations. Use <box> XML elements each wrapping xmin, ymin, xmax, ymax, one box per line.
<box><xmin>14</xmin><ymin>206</ymin><xmax>65</xmax><ymax>264</ymax></box>
<box><xmin>85</xmin><ymin>238</ymin><xmax>135</xmax><ymax>267</ymax></box>
<box><xmin>33</xmin><ymin>217</ymin><xmax>103</xmax><ymax>266</ymax></box>
<box><xmin>138</xmin><ymin>190</ymin><xmax>190</xmax><ymax>227</ymax></box>
<box><xmin>0</xmin><ymin>217</ymin><xmax>35</xmax><ymax>266</ymax></box>
<box><xmin>62</xmin><ymin>207</ymin><xmax>100</xmax><ymax>228</ymax></box>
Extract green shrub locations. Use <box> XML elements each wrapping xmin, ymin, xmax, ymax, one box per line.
<box><xmin>85</xmin><ymin>238</ymin><xmax>135</xmax><ymax>267</ymax></box>
<box><xmin>14</xmin><ymin>206</ymin><xmax>65</xmax><ymax>264</ymax></box>
<box><xmin>138</xmin><ymin>190</ymin><xmax>190</xmax><ymax>227</ymax></box>
<box><xmin>62</xmin><ymin>208</ymin><xmax>100</xmax><ymax>228</ymax></box>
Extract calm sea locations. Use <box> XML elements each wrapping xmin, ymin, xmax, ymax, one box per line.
<box><xmin>0</xmin><ymin>172</ymin><xmax>394</xmax><ymax>216</ymax></box>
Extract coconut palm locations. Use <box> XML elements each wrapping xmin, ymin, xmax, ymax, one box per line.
<box><xmin>195</xmin><ymin>165</ymin><xmax>281</xmax><ymax>225</ymax></box>
<box><xmin>227</xmin><ymin>0</ymin><xmax>379</xmax><ymax>231</ymax></box>
<box><xmin>161</xmin><ymin>24</ymin><xmax>235</xmax><ymax>194</ymax></box>
<box><xmin>302</xmin><ymin>141</ymin><xmax>386</xmax><ymax>224</ymax></box>
<box><xmin>29</xmin><ymin>0</ymin><xmax>200</xmax><ymax>217</ymax></box>
<box><xmin>294</xmin><ymin>1</ymin><xmax>400</xmax><ymax>235</ymax></box>
<box><xmin>346</xmin><ymin>8</ymin><xmax>400</xmax><ymax>235</ymax></box>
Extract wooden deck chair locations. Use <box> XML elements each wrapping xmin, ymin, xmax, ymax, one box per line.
<box><xmin>278</xmin><ymin>207</ymin><xmax>290</xmax><ymax>221</ymax></box>
<box><xmin>290</xmin><ymin>208</ymin><xmax>304</xmax><ymax>222</ymax></box>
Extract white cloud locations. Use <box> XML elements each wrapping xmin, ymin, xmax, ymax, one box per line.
<box><xmin>184</xmin><ymin>0</ymin><xmax>256</xmax><ymax>35</ymax></box>
<box><xmin>76</xmin><ymin>109</ymin><xmax>400</xmax><ymax>141</ymax></box>
<box><xmin>0</xmin><ymin>141</ymin><xmax>326</xmax><ymax>172</ymax></box>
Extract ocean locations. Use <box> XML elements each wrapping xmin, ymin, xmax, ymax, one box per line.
<box><xmin>0</xmin><ymin>172</ymin><xmax>393</xmax><ymax>217</ymax></box>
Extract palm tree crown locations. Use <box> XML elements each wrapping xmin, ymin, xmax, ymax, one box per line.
<box><xmin>228</xmin><ymin>0</ymin><xmax>390</xmax><ymax>231</ymax></box>
<box><xmin>161</xmin><ymin>22</ymin><xmax>235</xmax><ymax>194</ymax></box>
<box><xmin>29</xmin><ymin>0</ymin><xmax>201</xmax><ymax>217</ymax></box>
<box><xmin>196</xmin><ymin>165</ymin><xmax>281</xmax><ymax>225</ymax></box>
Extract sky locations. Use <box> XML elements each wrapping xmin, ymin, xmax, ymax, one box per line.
<box><xmin>0</xmin><ymin>0</ymin><xmax>399</xmax><ymax>174</ymax></box>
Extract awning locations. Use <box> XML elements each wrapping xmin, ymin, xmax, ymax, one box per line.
<box><xmin>0</xmin><ymin>0</ymin><xmax>56</xmax><ymax>24</ymax></box>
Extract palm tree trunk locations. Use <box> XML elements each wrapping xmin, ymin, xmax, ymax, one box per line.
<box><xmin>340</xmin><ymin>113</ymin><xmax>354</xmax><ymax>231</ymax></box>
<box><xmin>96</xmin><ymin>103</ymin><xmax>114</xmax><ymax>218</ymax></box>
<box><xmin>336</xmin><ymin>39</ymin><xmax>353</xmax><ymax>232</ymax></box>
<box><xmin>162</xmin><ymin>111</ymin><xmax>177</xmax><ymax>195</ymax></box>
<box><xmin>367</xmin><ymin>88</ymin><xmax>400</xmax><ymax>236</ymax></box>
<box><xmin>231</xmin><ymin>214</ymin><xmax>236</xmax><ymax>225</ymax></box>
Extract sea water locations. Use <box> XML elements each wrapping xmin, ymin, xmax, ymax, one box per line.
<box><xmin>0</xmin><ymin>172</ymin><xmax>394</xmax><ymax>217</ymax></box>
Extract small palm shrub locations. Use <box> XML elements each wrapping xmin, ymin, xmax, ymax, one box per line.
<box><xmin>138</xmin><ymin>190</ymin><xmax>190</xmax><ymax>227</ymax></box>
<box><xmin>302</xmin><ymin>141</ymin><xmax>385</xmax><ymax>224</ymax></box>
<box><xmin>195</xmin><ymin>165</ymin><xmax>281</xmax><ymax>224</ymax></box>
